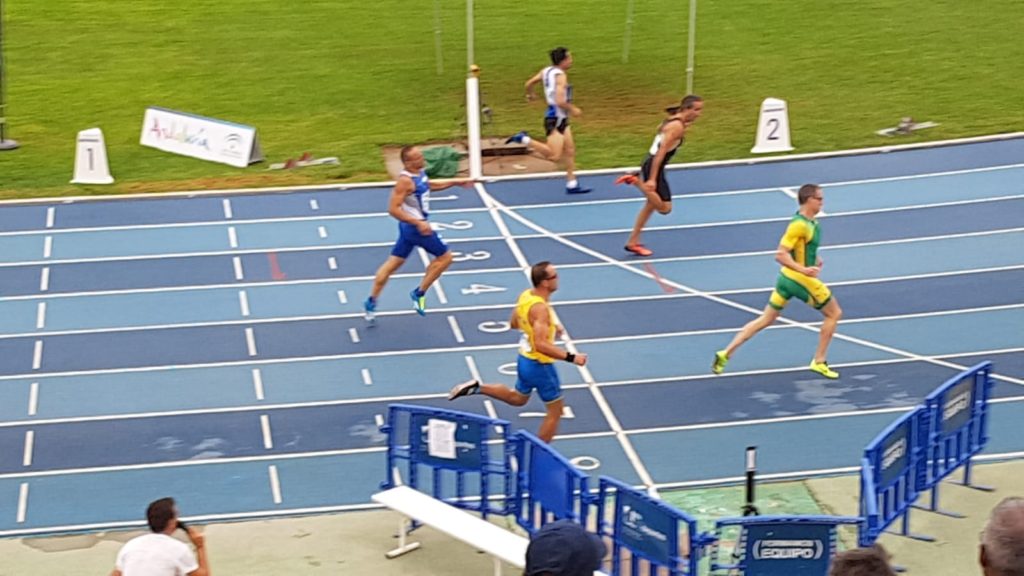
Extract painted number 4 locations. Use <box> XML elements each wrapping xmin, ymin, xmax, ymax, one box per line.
<box><xmin>460</xmin><ymin>283</ymin><xmax>506</xmax><ymax>296</ymax></box>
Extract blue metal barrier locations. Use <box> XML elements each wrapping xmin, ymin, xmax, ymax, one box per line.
<box><xmin>859</xmin><ymin>406</ymin><xmax>930</xmax><ymax>545</ymax></box>
<box><xmin>512</xmin><ymin>430</ymin><xmax>592</xmax><ymax>534</ymax></box>
<box><xmin>379</xmin><ymin>404</ymin><xmax>514</xmax><ymax>518</ymax></box>
<box><xmin>597</xmin><ymin>476</ymin><xmax>711</xmax><ymax>575</ymax></box>
<box><xmin>710</xmin><ymin>515</ymin><xmax>862</xmax><ymax>576</ymax></box>
<box><xmin>917</xmin><ymin>361</ymin><xmax>995</xmax><ymax>515</ymax></box>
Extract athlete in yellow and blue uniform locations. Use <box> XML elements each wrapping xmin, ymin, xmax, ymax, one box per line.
<box><xmin>447</xmin><ymin>261</ymin><xmax>588</xmax><ymax>442</ymax></box>
<box><xmin>712</xmin><ymin>184</ymin><xmax>844</xmax><ymax>379</ymax></box>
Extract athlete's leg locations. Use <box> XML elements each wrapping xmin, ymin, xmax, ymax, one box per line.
<box><xmin>418</xmin><ymin>250</ymin><xmax>453</xmax><ymax>293</ymax></box>
<box><xmin>537</xmin><ymin>398</ymin><xmax>564</xmax><ymax>443</ymax></box>
<box><xmin>724</xmin><ymin>305</ymin><xmax>782</xmax><ymax>358</ymax></box>
<box><xmin>814</xmin><ymin>298</ymin><xmax>843</xmax><ymax>363</ymax></box>
<box><xmin>448</xmin><ymin>379</ymin><xmax>530</xmax><ymax>406</ymax></box>
<box><xmin>626</xmin><ymin>202</ymin><xmax>657</xmax><ymax>248</ymax></box>
<box><xmin>369</xmin><ymin>255</ymin><xmax>406</xmax><ymax>299</ymax></box>
<box><xmin>562</xmin><ymin>127</ymin><xmax>577</xmax><ymax>183</ymax></box>
<box><xmin>541</xmin><ymin>130</ymin><xmax>566</xmax><ymax>162</ymax></box>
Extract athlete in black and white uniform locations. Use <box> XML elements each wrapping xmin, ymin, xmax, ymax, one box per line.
<box><xmin>617</xmin><ymin>95</ymin><xmax>704</xmax><ymax>257</ymax></box>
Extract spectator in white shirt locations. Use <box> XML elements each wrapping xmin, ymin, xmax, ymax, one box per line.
<box><xmin>111</xmin><ymin>497</ymin><xmax>210</xmax><ymax>576</ymax></box>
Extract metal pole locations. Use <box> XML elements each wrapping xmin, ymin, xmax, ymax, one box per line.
<box><xmin>433</xmin><ymin>0</ymin><xmax>444</xmax><ymax>75</ymax></box>
<box><xmin>742</xmin><ymin>446</ymin><xmax>759</xmax><ymax>516</ymax></box>
<box><xmin>0</xmin><ymin>0</ymin><xmax>20</xmax><ymax>150</ymax></box>
<box><xmin>685</xmin><ymin>0</ymin><xmax>697</xmax><ymax>95</ymax></box>
<box><xmin>622</xmin><ymin>0</ymin><xmax>635</xmax><ymax>64</ymax></box>
<box><xmin>466</xmin><ymin>0</ymin><xmax>474</xmax><ymax>72</ymax></box>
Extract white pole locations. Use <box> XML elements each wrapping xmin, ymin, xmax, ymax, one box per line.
<box><xmin>466</xmin><ymin>76</ymin><xmax>483</xmax><ymax>179</ymax></box>
<box><xmin>685</xmin><ymin>0</ymin><xmax>697</xmax><ymax>94</ymax></box>
<box><xmin>433</xmin><ymin>0</ymin><xmax>444</xmax><ymax>75</ymax></box>
<box><xmin>622</xmin><ymin>0</ymin><xmax>635</xmax><ymax>64</ymax></box>
<box><xmin>466</xmin><ymin>0</ymin><xmax>475</xmax><ymax>72</ymax></box>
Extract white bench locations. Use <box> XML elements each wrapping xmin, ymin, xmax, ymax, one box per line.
<box><xmin>372</xmin><ymin>486</ymin><xmax>528</xmax><ymax>576</ymax></box>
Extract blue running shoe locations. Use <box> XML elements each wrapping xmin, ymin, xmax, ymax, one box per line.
<box><xmin>410</xmin><ymin>288</ymin><xmax>427</xmax><ymax>316</ymax></box>
<box><xmin>363</xmin><ymin>297</ymin><xmax>376</xmax><ymax>324</ymax></box>
<box><xmin>505</xmin><ymin>131</ymin><xmax>528</xmax><ymax>144</ymax></box>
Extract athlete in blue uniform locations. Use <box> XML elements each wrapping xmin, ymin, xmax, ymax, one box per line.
<box><xmin>506</xmin><ymin>47</ymin><xmax>590</xmax><ymax>195</ymax></box>
<box><xmin>616</xmin><ymin>95</ymin><xmax>704</xmax><ymax>257</ymax></box>
<box><xmin>363</xmin><ymin>146</ymin><xmax>473</xmax><ymax>321</ymax></box>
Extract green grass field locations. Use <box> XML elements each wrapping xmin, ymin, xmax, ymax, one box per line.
<box><xmin>1</xmin><ymin>0</ymin><xmax>1022</xmax><ymax>199</ymax></box>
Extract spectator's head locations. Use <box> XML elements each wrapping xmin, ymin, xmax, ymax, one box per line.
<box><xmin>828</xmin><ymin>544</ymin><xmax>896</xmax><ymax>576</ymax></box>
<box><xmin>525</xmin><ymin>520</ymin><xmax>606</xmax><ymax>576</ymax></box>
<box><xmin>980</xmin><ymin>497</ymin><xmax>1024</xmax><ymax>576</ymax></box>
<box><xmin>146</xmin><ymin>497</ymin><xmax>178</xmax><ymax>533</ymax></box>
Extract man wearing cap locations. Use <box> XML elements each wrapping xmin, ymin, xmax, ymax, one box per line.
<box><xmin>525</xmin><ymin>519</ymin><xmax>606</xmax><ymax>576</ymax></box>
<box><xmin>616</xmin><ymin>95</ymin><xmax>704</xmax><ymax>257</ymax></box>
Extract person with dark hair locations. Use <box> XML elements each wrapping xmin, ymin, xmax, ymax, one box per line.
<box><xmin>712</xmin><ymin>183</ymin><xmax>844</xmax><ymax>379</ymax></box>
<box><xmin>506</xmin><ymin>47</ymin><xmax>590</xmax><ymax>195</ymax></box>
<box><xmin>111</xmin><ymin>497</ymin><xmax>210</xmax><ymax>576</ymax></box>
<box><xmin>363</xmin><ymin>145</ymin><xmax>473</xmax><ymax>321</ymax></box>
<box><xmin>828</xmin><ymin>544</ymin><xmax>896</xmax><ymax>575</ymax></box>
<box><xmin>616</xmin><ymin>95</ymin><xmax>704</xmax><ymax>257</ymax></box>
<box><xmin>448</xmin><ymin>261</ymin><xmax>586</xmax><ymax>442</ymax></box>
<box><xmin>980</xmin><ymin>497</ymin><xmax>1024</xmax><ymax>576</ymax></box>
<box><xmin>524</xmin><ymin>519</ymin><xmax>607</xmax><ymax>576</ymax></box>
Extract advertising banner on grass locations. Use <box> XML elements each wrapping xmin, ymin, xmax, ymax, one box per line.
<box><xmin>140</xmin><ymin>106</ymin><xmax>263</xmax><ymax>168</ymax></box>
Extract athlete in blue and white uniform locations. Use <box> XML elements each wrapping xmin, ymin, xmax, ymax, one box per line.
<box><xmin>506</xmin><ymin>47</ymin><xmax>590</xmax><ymax>195</ymax></box>
<box><xmin>363</xmin><ymin>146</ymin><xmax>473</xmax><ymax>321</ymax></box>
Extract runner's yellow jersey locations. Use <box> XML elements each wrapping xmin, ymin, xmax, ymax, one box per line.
<box><xmin>515</xmin><ymin>289</ymin><xmax>556</xmax><ymax>363</ymax></box>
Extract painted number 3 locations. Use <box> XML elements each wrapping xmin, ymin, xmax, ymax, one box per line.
<box><xmin>452</xmin><ymin>250</ymin><xmax>490</xmax><ymax>262</ymax></box>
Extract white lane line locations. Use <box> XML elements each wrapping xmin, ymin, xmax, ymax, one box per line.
<box><xmin>327</xmin><ymin>257</ymin><xmax>338</xmax><ymax>270</ymax></box>
<box><xmin>32</xmin><ymin>341</ymin><xmax>43</xmax><ymax>370</ymax></box>
<box><xmin>228</xmin><ymin>226</ymin><xmax>238</xmax><ymax>248</ymax></box>
<box><xmin>222</xmin><ymin>199</ymin><xmax>233</xmax><ymax>219</ymax></box>
<box><xmin>268</xmin><ymin>465</ymin><xmax>282</xmax><ymax>504</ymax></box>
<box><xmin>447</xmin><ymin>316</ymin><xmax>465</xmax><ymax>343</ymax></box>
<box><xmin>27</xmin><ymin>383</ymin><xmax>39</xmax><ymax>416</ymax></box>
<box><xmin>39</xmin><ymin>268</ymin><xmax>50</xmax><ymax>292</ymax></box>
<box><xmin>309</xmin><ymin>199</ymin><xmax>320</xmax><ymax>211</ymax></box>
<box><xmin>318</xmin><ymin>226</ymin><xmax>327</xmax><ymax>239</ymax></box>
<box><xmin>43</xmin><ymin>236</ymin><xmax>52</xmax><ymax>258</ymax></box>
<box><xmin>780</xmin><ymin>187</ymin><xmax>797</xmax><ymax>200</ymax></box>
<box><xmin>22</xmin><ymin>431</ymin><xmax>34</xmax><ymax>467</ymax></box>
<box><xmin>483</xmin><ymin>400</ymin><xmax>498</xmax><ymax>419</ymax></box>
<box><xmin>348</xmin><ymin>327</ymin><xmax>360</xmax><ymax>343</ymax></box>
<box><xmin>233</xmin><ymin>257</ymin><xmax>244</xmax><ymax>280</ymax></box>
<box><xmin>361</xmin><ymin>368</ymin><xmax>373</xmax><ymax>386</ymax></box>
<box><xmin>245</xmin><ymin>328</ymin><xmax>257</xmax><ymax>356</ymax></box>
<box><xmin>45</xmin><ymin>207</ymin><xmax>55</xmax><ymax>229</ymax></box>
<box><xmin>260</xmin><ymin>414</ymin><xmax>273</xmax><ymax>449</ymax></box>
<box><xmin>238</xmin><ymin>290</ymin><xmax>250</xmax><ymax>317</ymax></box>
<box><xmin>35</xmin><ymin>303</ymin><xmax>46</xmax><ymax>330</ymax></box>
<box><xmin>476</xmin><ymin>182</ymin><xmax>661</xmax><ymax>496</ymax></box>
<box><xmin>336</xmin><ymin>290</ymin><xmax>347</xmax><ymax>304</ymax></box>
<box><xmin>251</xmin><ymin>368</ymin><xmax>265</xmax><ymax>400</ymax></box>
<box><xmin>17</xmin><ymin>483</ymin><xmax>28</xmax><ymax>523</ymax></box>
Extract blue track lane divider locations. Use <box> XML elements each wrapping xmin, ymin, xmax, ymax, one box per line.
<box><xmin>709</xmin><ymin>515</ymin><xmax>862</xmax><ymax>575</ymax></box>
<box><xmin>859</xmin><ymin>361</ymin><xmax>995</xmax><ymax>547</ymax></box>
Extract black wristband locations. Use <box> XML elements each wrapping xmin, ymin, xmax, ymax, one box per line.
<box><xmin>564</xmin><ymin>352</ymin><xmax>576</xmax><ymax>363</ymax></box>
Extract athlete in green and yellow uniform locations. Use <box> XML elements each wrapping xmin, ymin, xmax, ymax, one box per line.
<box><xmin>712</xmin><ymin>184</ymin><xmax>843</xmax><ymax>379</ymax></box>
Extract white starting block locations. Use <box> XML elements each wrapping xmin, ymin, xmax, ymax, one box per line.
<box><xmin>71</xmin><ymin>128</ymin><xmax>114</xmax><ymax>184</ymax></box>
<box><xmin>751</xmin><ymin>97</ymin><xmax>794</xmax><ymax>154</ymax></box>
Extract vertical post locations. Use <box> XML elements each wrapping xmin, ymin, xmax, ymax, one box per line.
<box><xmin>622</xmin><ymin>0</ymin><xmax>636</xmax><ymax>64</ymax></box>
<box><xmin>433</xmin><ymin>0</ymin><xmax>444</xmax><ymax>75</ymax></box>
<box><xmin>466</xmin><ymin>74</ymin><xmax>483</xmax><ymax>180</ymax></box>
<box><xmin>742</xmin><ymin>445</ymin><xmax>759</xmax><ymax>516</ymax></box>
<box><xmin>466</xmin><ymin>0</ymin><xmax>474</xmax><ymax>74</ymax></box>
<box><xmin>685</xmin><ymin>0</ymin><xmax>697</xmax><ymax>95</ymax></box>
<box><xmin>0</xmin><ymin>0</ymin><xmax>20</xmax><ymax>150</ymax></box>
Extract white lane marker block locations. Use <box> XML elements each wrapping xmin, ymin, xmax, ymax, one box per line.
<box><xmin>36</xmin><ymin>302</ymin><xmax>46</xmax><ymax>330</ymax></box>
<box><xmin>251</xmin><ymin>368</ymin><xmax>265</xmax><ymax>400</ymax></box>
<box><xmin>268</xmin><ymin>465</ymin><xmax>282</xmax><ymax>504</ymax></box>
<box><xmin>32</xmin><ymin>341</ymin><xmax>43</xmax><ymax>370</ymax></box>
<box><xmin>228</xmin><ymin>226</ymin><xmax>238</xmax><ymax>248</ymax></box>
<box><xmin>23</xmin><ymin>430</ymin><xmax>34</xmax><ymax>467</ymax></box>
<box><xmin>260</xmin><ymin>414</ymin><xmax>273</xmax><ymax>449</ymax></box>
<box><xmin>233</xmin><ymin>256</ymin><xmax>244</xmax><ymax>280</ymax></box>
<box><xmin>328</xmin><ymin>257</ymin><xmax>338</xmax><ymax>270</ymax></box>
<box><xmin>238</xmin><ymin>290</ymin><xmax>251</xmax><ymax>317</ymax></box>
<box><xmin>349</xmin><ymin>327</ymin><xmax>360</xmax><ymax>343</ymax></box>
<box><xmin>28</xmin><ymin>382</ymin><xmax>39</xmax><ymax>416</ymax></box>
<box><xmin>45</xmin><ymin>207</ymin><xmax>55</xmax><ymax>229</ymax></box>
<box><xmin>17</xmin><ymin>483</ymin><xmax>29</xmax><ymax>523</ymax></box>
<box><xmin>309</xmin><ymin>199</ymin><xmax>320</xmax><ymax>211</ymax></box>
<box><xmin>39</xmin><ymin>268</ymin><xmax>50</xmax><ymax>292</ymax></box>
<box><xmin>245</xmin><ymin>327</ymin><xmax>258</xmax><ymax>356</ymax></box>
<box><xmin>318</xmin><ymin>226</ymin><xmax>327</xmax><ymax>239</ymax></box>
<box><xmin>43</xmin><ymin>236</ymin><xmax>53</xmax><ymax>259</ymax></box>
<box><xmin>447</xmin><ymin>315</ymin><xmax>465</xmax><ymax>343</ymax></box>
<box><xmin>361</xmin><ymin>368</ymin><xmax>373</xmax><ymax>386</ymax></box>
<box><xmin>336</xmin><ymin>290</ymin><xmax>347</xmax><ymax>304</ymax></box>
<box><xmin>222</xmin><ymin>198</ymin><xmax>233</xmax><ymax>219</ymax></box>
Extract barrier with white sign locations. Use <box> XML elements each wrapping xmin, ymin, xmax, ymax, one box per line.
<box><xmin>139</xmin><ymin>106</ymin><xmax>263</xmax><ymax>168</ymax></box>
